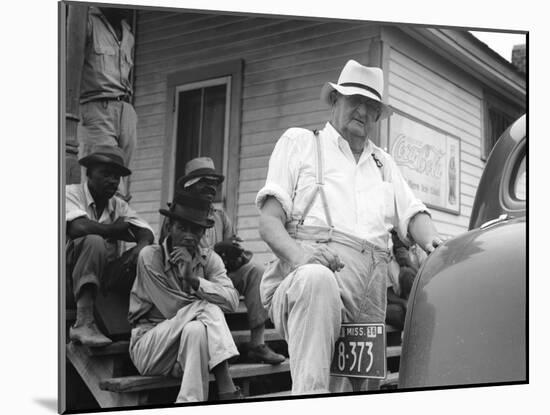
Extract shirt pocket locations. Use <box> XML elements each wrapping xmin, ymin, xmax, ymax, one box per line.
<box><xmin>92</xmin><ymin>30</ymin><xmax>118</xmax><ymax>76</ymax></box>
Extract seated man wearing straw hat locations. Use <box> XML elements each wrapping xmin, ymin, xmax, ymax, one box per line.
<box><xmin>66</xmin><ymin>145</ymin><xmax>154</xmax><ymax>347</ymax></box>
<box><xmin>128</xmin><ymin>190</ymin><xmax>244</xmax><ymax>402</ymax></box>
<box><xmin>256</xmin><ymin>60</ymin><xmax>443</xmax><ymax>394</ymax></box>
<box><xmin>168</xmin><ymin>157</ymin><xmax>285</xmax><ymax>365</ymax></box>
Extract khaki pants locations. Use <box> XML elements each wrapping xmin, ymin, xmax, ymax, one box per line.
<box><xmin>129</xmin><ymin>300</ymin><xmax>239</xmax><ymax>403</ymax></box>
<box><xmin>229</xmin><ymin>261</ymin><xmax>268</xmax><ymax>329</ymax></box>
<box><xmin>66</xmin><ymin>235</ymin><xmax>135</xmax><ymax>300</ymax></box>
<box><xmin>270</xmin><ymin>240</ymin><xmax>388</xmax><ymax>395</ymax></box>
<box><xmin>78</xmin><ymin>100</ymin><xmax>137</xmax><ymax>197</ymax></box>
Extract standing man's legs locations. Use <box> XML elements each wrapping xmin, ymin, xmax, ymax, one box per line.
<box><xmin>229</xmin><ymin>262</ymin><xmax>285</xmax><ymax>364</ymax></box>
<box><xmin>77</xmin><ymin>100</ymin><xmax>137</xmax><ymax>199</ymax></box>
<box><xmin>270</xmin><ymin>264</ymin><xmax>343</xmax><ymax>394</ymax></box>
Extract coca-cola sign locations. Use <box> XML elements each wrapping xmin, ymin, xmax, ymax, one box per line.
<box><xmin>392</xmin><ymin>133</ymin><xmax>444</xmax><ymax>179</ymax></box>
<box><xmin>389</xmin><ymin>113</ymin><xmax>460</xmax><ymax>214</ymax></box>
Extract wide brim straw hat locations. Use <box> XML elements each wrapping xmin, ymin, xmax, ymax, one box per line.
<box><xmin>320</xmin><ymin>59</ymin><xmax>392</xmax><ymax>119</ymax></box>
<box><xmin>176</xmin><ymin>157</ymin><xmax>225</xmax><ymax>189</ymax></box>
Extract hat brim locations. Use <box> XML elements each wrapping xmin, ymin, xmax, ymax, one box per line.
<box><xmin>177</xmin><ymin>171</ymin><xmax>225</xmax><ymax>188</ymax></box>
<box><xmin>320</xmin><ymin>82</ymin><xmax>393</xmax><ymax>120</ymax></box>
<box><xmin>79</xmin><ymin>154</ymin><xmax>132</xmax><ymax>176</ymax></box>
<box><xmin>159</xmin><ymin>208</ymin><xmax>215</xmax><ymax>228</ymax></box>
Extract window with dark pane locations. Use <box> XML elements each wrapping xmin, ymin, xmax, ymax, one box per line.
<box><xmin>175</xmin><ymin>84</ymin><xmax>227</xmax><ymax>203</ymax></box>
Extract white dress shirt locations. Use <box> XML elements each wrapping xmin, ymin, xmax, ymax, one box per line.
<box><xmin>256</xmin><ymin>122</ymin><xmax>429</xmax><ymax>248</ymax></box>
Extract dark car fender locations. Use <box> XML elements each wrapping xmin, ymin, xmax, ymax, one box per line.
<box><xmin>398</xmin><ymin>217</ymin><xmax>526</xmax><ymax>388</ymax></box>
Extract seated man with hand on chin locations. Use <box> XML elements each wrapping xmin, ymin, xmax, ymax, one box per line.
<box><xmin>128</xmin><ymin>190</ymin><xmax>244</xmax><ymax>402</ymax></box>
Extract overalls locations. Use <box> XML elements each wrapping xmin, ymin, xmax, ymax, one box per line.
<box><xmin>265</xmin><ymin>130</ymin><xmax>390</xmax><ymax>394</ymax></box>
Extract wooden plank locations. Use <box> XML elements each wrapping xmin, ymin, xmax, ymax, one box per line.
<box><xmin>138</xmin><ymin>18</ymin><xmax>285</xmax><ymax>59</ymax></box>
<box><xmin>136</xmin><ymin>21</ymin><xmax>327</xmax><ymax>77</ymax></box>
<box><xmin>389</xmin><ymin>86</ymin><xmax>481</xmax><ymax>140</ymax></box>
<box><xmin>66</xmin><ymin>342</ymin><xmax>143</xmax><ymax>408</ymax></box>
<box><xmin>248</xmin><ymin>390</ymin><xmax>292</xmax><ymax>399</ymax></box>
<box><xmin>245</xmin><ymin>28</ymin><xmax>376</xmax><ymax>74</ymax></box>
<box><xmin>389</xmin><ymin>72</ymin><xmax>481</xmax><ymax>128</ymax></box>
<box><xmin>100</xmin><ymin>360</ymin><xmax>291</xmax><ymax>393</ymax></box>
<box><xmin>242</xmin><ymin>99</ymin><xmax>325</xmax><ymax>124</ymax></box>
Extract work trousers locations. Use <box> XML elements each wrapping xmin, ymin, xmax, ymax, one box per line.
<box><xmin>229</xmin><ymin>261</ymin><xmax>269</xmax><ymax>329</ymax></box>
<box><xmin>269</xmin><ymin>240</ymin><xmax>388</xmax><ymax>395</ymax></box>
<box><xmin>78</xmin><ymin>100</ymin><xmax>137</xmax><ymax>197</ymax></box>
<box><xmin>66</xmin><ymin>234</ymin><xmax>135</xmax><ymax>300</ymax></box>
<box><xmin>129</xmin><ymin>300</ymin><xmax>239</xmax><ymax>402</ymax></box>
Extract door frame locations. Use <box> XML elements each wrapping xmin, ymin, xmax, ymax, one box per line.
<box><xmin>162</xmin><ymin>59</ymin><xmax>243</xmax><ymax>223</ymax></box>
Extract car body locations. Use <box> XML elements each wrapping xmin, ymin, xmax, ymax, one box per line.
<box><xmin>398</xmin><ymin>114</ymin><xmax>527</xmax><ymax>388</ymax></box>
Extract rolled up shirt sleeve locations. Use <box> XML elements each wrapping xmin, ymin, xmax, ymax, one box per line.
<box><xmin>255</xmin><ymin>129</ymin><xmax>302</xmax><ymax>218</ymax></box>
<box><xmin>66</xmin><ymin>185</ymin><xmax>88</xmax><ymax>223</ymax></box>
<box><xmin>194</xmin><ymin>251</ymin><xmax>240</xmax><ymax>313</ymax></box>
<box><xmin>385</xmin><ymin>154</ymin><xmax>431</xmax><ymax>244</ymax></box>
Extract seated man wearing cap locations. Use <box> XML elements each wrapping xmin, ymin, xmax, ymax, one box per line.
<box><xmin>128</xmin><ymin>191</ymin><xmax>244</xmax><ymax>402</ymax></box>
<box><xmin>66</xmin><ymin>145</ymin><xmax>154</xmax><ymax>347</ymax></box>
<box><xmin>163</xmin><ymin>157</ymin><xmax>285</xmax><ymax>365</ymax></box>
<box><xmin>256</xmin><ymin>60</ymin><xmax>442</xmax><ymax>394</ymax></box>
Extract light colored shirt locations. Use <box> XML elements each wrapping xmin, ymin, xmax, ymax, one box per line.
<box><xmin>128</xmin><ymin>241</ymin><xmax>239</xmax><ymax>325</ymax></box>
<box><xmin>255</xmin><ymin>122</ymin><xmax>429</xmax><ymax>248</ymax></box>
<box><xmin>80</xmin><ymin>7</ymin><xmax>134</xmax><ymax>103</ymax></box>
<box><xmin>65</xmin><ymin>182</ymin><xmax>153</xmax><ymax>258</ymax></box>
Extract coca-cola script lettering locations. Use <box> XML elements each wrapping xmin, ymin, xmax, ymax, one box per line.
<box><xmin>392</xmin><ymin>134</ymin><xmax>444</xmax><ymax>179</ymax></box>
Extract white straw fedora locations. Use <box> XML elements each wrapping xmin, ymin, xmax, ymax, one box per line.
<box><xmin>320</xmin><ymin>60</ymin><xmax>392</xmax><ymax>119</ymax></box>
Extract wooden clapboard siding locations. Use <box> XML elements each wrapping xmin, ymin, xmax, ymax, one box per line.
<box><xmin>387</xmin><ymin>46</ymin><xmax>484</xmax><ymax>238</ymax></box>
<box><xmin>131</xmin><ymin>10</ymin><xmax>381</xmax><ymax>248</ymax></box>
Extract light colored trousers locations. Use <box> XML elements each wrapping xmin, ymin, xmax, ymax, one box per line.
<box><xmin>78</xmin><ymin>100</ymin><xmax>137</xmax><ymax>197</ymax></box>
<box><xmin>269</xmin><ymin>240</ymin><xmax>388</xmax><ymax>395</ymax></box>
<box><xmin>129</xmin><ymin>300</ymin><xmax>239</xmax><ymax>402</ymax></box>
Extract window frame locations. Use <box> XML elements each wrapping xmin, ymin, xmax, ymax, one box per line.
<box><xmin>482</xmin><ymin>91</ymin><xmax>522</xmax><ymax>161</ymax></box>
<box><xmin>162</xmin><ymin>59</ymin><xmax>243</xmax><ymax>224</ymax></box>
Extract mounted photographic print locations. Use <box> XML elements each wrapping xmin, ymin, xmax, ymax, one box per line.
<box><xmin>59</xmin><ymin>0</ymin><xmax>527</xmax><ymax>413</ymax></box>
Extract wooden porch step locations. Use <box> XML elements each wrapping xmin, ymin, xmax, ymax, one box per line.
<box><xmin>100</xmin><ymin>360</ymin><xmax>290</xmax><ymax>393</ymax></box>
<box><xmin>386</xmin><ymin>345</ymin><xmax>401</xmax><ymax>358</ymax></box>
<box><xmin>78</xmin><ymin>328</ymin><xmax>284</xmax><ymax>357</ymax></box>
<box><xmin>249</xmin><ymin>389</ymin><xmax>292</xmax><ymax>398</ymax></box>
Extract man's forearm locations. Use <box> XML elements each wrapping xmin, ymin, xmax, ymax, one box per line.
<box><xmin>408</xmin><ymin>212</ymin><xmax>440</xmax><ymax>252</ymax></box>
<box><xmin>67</xmin><ymin>218</ymin><xmax>114</xmax><ymax>239</ymax></box>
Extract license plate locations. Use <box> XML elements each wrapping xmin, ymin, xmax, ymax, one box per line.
<box><xmin>330</xmin><ymin>323</ymin><xmax>386</xmax><ymax>379</ymax></box>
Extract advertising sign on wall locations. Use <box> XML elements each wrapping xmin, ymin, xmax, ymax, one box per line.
<box><xmin>389</xmin><ymin>112</ymin><xmax>460</xmax><ymax>214</ymax></box>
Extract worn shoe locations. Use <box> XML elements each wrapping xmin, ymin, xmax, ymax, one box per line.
<box><xmin>69</xmin><ymin>322</ymin><xmax>112</xmax><ymax>347</ymax></box>
<box><xmin>247</xmin><ymin>344</ymin><xmax>286</xmax><ymax>365</ymax></box>
<box><xmin>218</xmin><ymin>386</ymin><xmax>245</xmax><ymax>401</ymax></box>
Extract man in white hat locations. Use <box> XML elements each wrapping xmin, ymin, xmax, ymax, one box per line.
<box><xmin>256</xmin><ymin>60</ymin><xmax>442</xmax><ymax>394</ymax></box>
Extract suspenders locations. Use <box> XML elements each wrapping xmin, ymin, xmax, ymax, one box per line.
<box><xmin>296</xmin><ymin>129</ymin><xmax>385</xmax><ymax>241</ymax></box>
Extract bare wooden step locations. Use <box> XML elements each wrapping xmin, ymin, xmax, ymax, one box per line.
<box><xmin>100</xmin><ymin>360</ymin><xmax>290</xmax><ymax>393</ymax></box>
<box><xmin>386</xmin><ymin>345</ymin><xmax>402</xmax><ymax>358</ymax></box>
<box><xmin>380</xmin><ymin>371</ymin><xmax>399</xmax><ymax>388</ymax></box>
<box><xmin>249</xmin><ymin>389</ymin><xmax>292</xmax><ymax>398</ymax></box>
<box><xmin>251</xmin><ymin>372</ymin><xmax>399</xmax><ymax>397</ymax></box>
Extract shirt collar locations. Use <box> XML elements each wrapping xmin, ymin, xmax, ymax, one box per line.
<box><xmin>83</xmin><ymin>181</ymin><xmax>116</xmax><ymax>218</ymax></box>
<box><xmin>323</xmin><ymin>122</ymin><xmax>374</xmax><ymax>154</ymax></box>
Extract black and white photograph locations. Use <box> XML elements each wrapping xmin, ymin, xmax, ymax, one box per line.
<box><xmin>54</xmin><ymin>0</ymin><xmax>531</xmax><ymax>413</ymax></box>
